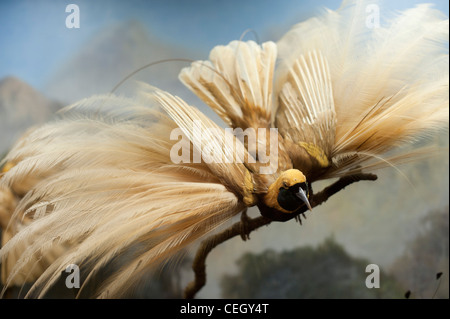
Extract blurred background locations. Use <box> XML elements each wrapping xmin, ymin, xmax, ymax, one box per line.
<box><xmin>0</xmin><ymin>0</ymin><xmax>448</xmax><ymax>298</ymax></box>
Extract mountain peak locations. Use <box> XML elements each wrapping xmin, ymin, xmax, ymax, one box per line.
<box><xmin>0</xmin><ymin>76</ymin><xmax>31</xmax><ymax>89</ymax></box>
<box><xmin>44</xmin><ymin>20</ymin><xmax>199</xmax><ymax>104</ymax></box>
<box><xmin>0</xmin><ymin>76</ymin><xmax>59</xmax><ymax>115</ymax></box>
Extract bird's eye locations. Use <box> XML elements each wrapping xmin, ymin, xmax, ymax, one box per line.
<box><xmin>282</xmin><ymin>181</ymin><xmax>288</xmax><ymax>188</ymax></box>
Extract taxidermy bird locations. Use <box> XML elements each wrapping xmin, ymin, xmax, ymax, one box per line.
<box><xmin>0</xmin><ymin>0</ymin><xmax>448</xmax><ymax>298</ymax></box>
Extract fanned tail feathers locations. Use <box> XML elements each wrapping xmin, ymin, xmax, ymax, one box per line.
<box><xmin>276</xmin><ymin>1</ymin><xmax>449</xmax><ymax>179</ymax></box>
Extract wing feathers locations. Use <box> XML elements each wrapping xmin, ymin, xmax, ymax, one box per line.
<box><xmin>276</xmin><ymin>50</ymin><xmax>336</xmax><ymax>170</ymax></box>
<box><xmin>151</xmin><ymin>89</ymin><xmax>255</xmax><ymax>202</ymax></box>
<box><xmin>180</xmin><ymin>40</ymin><xmax>277</xmax><ymax>129</ymax></box>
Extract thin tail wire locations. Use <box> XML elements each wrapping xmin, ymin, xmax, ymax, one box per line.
<box><xmin>239</xmin><ymin>28</ymin><xmax>261</xmax><ymax>44</ymax></box>
<box><xmin>109</xmin><ymin>58</ymin><xmax>196</xmax><ymax>95</ymax></box>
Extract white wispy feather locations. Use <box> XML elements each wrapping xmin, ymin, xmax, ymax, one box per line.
<box><xmin>275</xmin><ymin>0</ymin><xmax>448</xmax><ymax>178</ymax></box>
<box><xmin>0</xmin><ymin>90</ymin><xmax>248</xmax><ymax>297</ymax></box>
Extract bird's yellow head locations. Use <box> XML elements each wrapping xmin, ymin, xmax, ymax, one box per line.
<box><xmin>264</xmin><ymin>169</ymin><xmax>312</xmax><ymax>213</ymax></box>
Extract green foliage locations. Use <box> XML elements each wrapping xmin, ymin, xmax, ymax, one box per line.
<box><xmin>221</xmin><ymin>237</ymin><xmax>403</xmax><ymax>298</ymax></box>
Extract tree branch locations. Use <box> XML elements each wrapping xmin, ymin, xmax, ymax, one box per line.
<box><xmin>183</xmin><ymin>172</ymin><xmax>377</xmax><ymax>299</ymax></box>
<box><xmin>183</xmin><ymin>214</ymin><xmax>271</xmax><ymax>299</ymax></box>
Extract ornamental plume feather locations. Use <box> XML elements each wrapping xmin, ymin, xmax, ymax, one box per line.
<box><xmin>0</xmin><ymin>0</ymin><xmax>448</xmax><ymax>298</ymax></box>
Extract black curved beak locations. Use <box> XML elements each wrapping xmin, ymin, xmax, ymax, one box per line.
<box><xmin>296</xmin><ymin>188</ymin><xmax>312</xmax><ymax>211</ymax></box>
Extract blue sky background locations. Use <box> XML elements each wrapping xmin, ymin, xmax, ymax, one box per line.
<box><xmin>0</xmin><ymin>0</ymin><xmax>448</xmax><ymax>91</ymax></box>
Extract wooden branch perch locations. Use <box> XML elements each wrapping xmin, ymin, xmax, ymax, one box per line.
<box><xmin>184</xmin><ymin>172</ymin><xmax>377</xmax><ymax>299</ymax></box>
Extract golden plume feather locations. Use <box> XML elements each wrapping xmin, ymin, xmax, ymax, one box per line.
<box><xmin>0</xmin><ymin>0</ymin><xmax>448</xmax><ymax>298</ymax></box>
